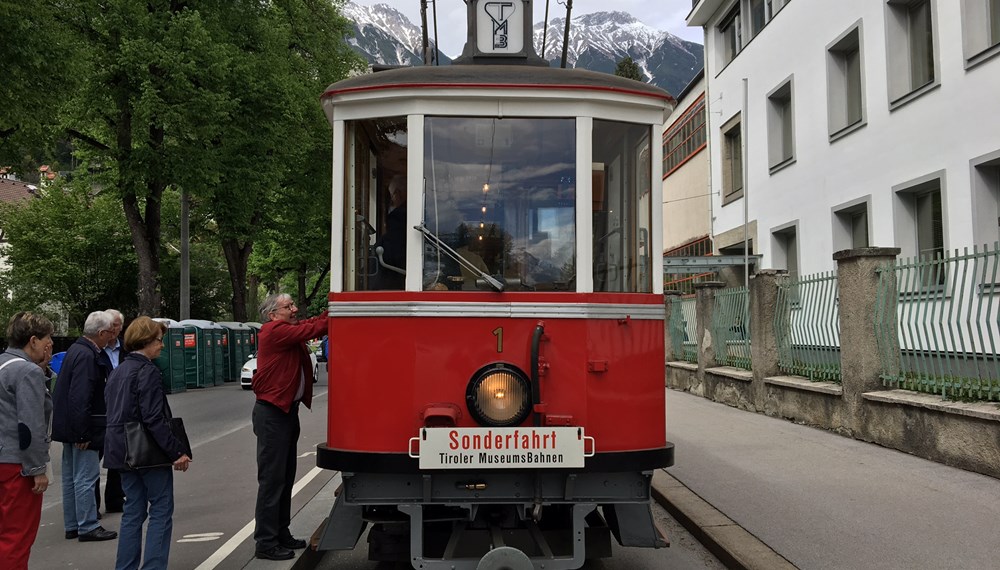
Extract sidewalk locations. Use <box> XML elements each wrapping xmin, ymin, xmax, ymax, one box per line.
<box><xmin>661</xmin><ymin>389</ymin><xmax>1000</xmax><ymax>570</ymax></box>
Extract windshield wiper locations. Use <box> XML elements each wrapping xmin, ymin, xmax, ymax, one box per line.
<box><xmin>414</xmin><ymin>224</ymin><xmax>505</xmax><ymax>292</ymax></box>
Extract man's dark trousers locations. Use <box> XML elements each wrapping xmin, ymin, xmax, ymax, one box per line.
<box><xmin>252</xmin><ymin>400</ymin><xmax>299</xmax><ymax>551</ymax></box>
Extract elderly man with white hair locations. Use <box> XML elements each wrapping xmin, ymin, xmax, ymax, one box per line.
<box><xmin>52</xmin><ymin>310</ymin><xmax>119</xmax><ymax>542</ymax></box>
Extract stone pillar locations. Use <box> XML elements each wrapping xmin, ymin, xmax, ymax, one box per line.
<box><xmin>694</xmin><ymin>282</ymin><xmax>727</xmax><ymax>376</ymax></box>
<box><xmin>749</xmin><ymin>270</ymin><xmax>786</xmax><ymax>410</ymax></box>
<box><xmin>663</xmin><ymin>291</ymin><xmax>683</xmax><ymax>362</ymax></box>
<box><xmin>834</xmin><ymin>247</ymin><xmax>900</xmax><ymax>436</ymax></box>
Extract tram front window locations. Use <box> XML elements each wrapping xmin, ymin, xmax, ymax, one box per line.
<box><xmin>422</xmin><ymin>117</ymin><xmax>576</xmax><ymax>291</ymax></box>
<box><xmin>592</xmin><ymin>120</ymin><xmax>653</xmax><ymax>293</ymax></box>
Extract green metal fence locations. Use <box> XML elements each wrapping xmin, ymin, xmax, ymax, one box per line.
<box><xmin>669</xmin><ymin>296</ymin><xmax>698</xmax><ymax>363</ymax></box>
<box><xmin>775</xmin><ymin>272</ymin><xmax>842</xmax><ymax>382</ymax></box>
<box><xmin>876</xmin><ymin>244</ymin><xmax>1000</xmax><ymax>401</ymax></box>
<box><xmin>710</xmin><ymin>287</ymin><xmax>751</xmax><ymax>370</ymax></box>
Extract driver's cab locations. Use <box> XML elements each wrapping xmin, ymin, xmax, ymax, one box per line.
<box><xmin>340</xmin><ymin>112</ymin><xmax>659</xmax><ymax>295</ymax></box>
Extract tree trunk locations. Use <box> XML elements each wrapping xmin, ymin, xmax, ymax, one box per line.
<box><xmin>117</xmin><ymin>100</ymin><xmax>164</xmax><ymax>316</ymax></box>
<box><xmin>297</xmin><ymin>263</ymin><xmax>307</xmax><ymax>308</ymax></box>
<box><xmin>222</xmin><ymin>238</ymin><xmax>253</xmax><ymax>322</ymax></box>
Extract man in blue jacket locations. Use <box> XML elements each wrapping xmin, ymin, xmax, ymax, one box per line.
<box><xmin>52</xmin><ymin>310</ymin><xmax>119</xmax><ymax>542</ymax></box>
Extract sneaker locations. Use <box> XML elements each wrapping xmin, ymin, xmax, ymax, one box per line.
<box><xmin>65</xmin><ymin>530</ymin><xmax>79</xmax><ymax>540</ymax></box>
<box><xmin>255</xmin><ymin>545</ymin><xmax>295</xmax><ymax>560</ymax></box>
<box><xmin>78</xmin><ymin>526</ymin><xmax>118</xmax><ymax>542</ymax></box>
<box><xmin>279</xmin><ymin>537</ymin><xmax>307</xmax><ymax>550</ymax></box>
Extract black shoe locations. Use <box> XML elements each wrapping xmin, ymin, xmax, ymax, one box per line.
<box><xmin>78</xmin><ymin>526</ymin><xmax>118</xmax><ymax>542</ymax></box>
<box><xmin>255</xmin><ymin>546</ymin><xmax>295</xmax><ymax>560</ymax></box>
<box><xmin>65</xmin><ymin>530</ymin><xmax>78</xmax><ymax>540</ymax></box>
<box><xmin>279</xmin><ymin>537</ymin><xmax>307</xmax><ymax>550</ymax></box>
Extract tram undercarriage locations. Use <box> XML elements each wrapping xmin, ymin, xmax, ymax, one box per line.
<box><xmin>318</xmin><ymin>470</ymin><xmax>668</xmax><ymax>570</ymax></box>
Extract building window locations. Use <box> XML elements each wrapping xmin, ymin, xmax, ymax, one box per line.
<box><xmin>766</xmin><ymin>78</ymin><xmax>795</xmax><ymax>171</ymax></box>
<box><xmin>960</xmin><ymin>0</ymin><xmax>1000</xmax><ymax>64</ymax></box>
<box><xmin>749</xmin><ymin>0</ymin><xmax>767</xmax><ymax>37</ymax></box>
<box><xmin>833</xmin><ymin>200</ymin><xmax>870</xmax><ymax>251</ymax></box>
<box><xmin>915</xmin><ymin>189</ymin><xmax>943</xmax><ymax>263</ymax></box>
<box><xmin>720</xmin><ymin>6</ymin><xmax>742</xmax><ymax>67</ymax></box>
<box><xmin>827</xmin><ymin>24</ymin><xmax>865</xmax><ymax>138</ymax></box>
<box><xmin>663</xmin><ymin>95</ymin><xmax>707</xmax><ymax>176</ymax></box>
<box><xmin>721</xmin><ymin>115</ymin><xmax>743</xmax><ymax>204</ymax></box>
<box><xmin>886</xmin><ymin>0</ymin><xmax>937</xmax><ymax>104</ymax></box>
<box><xmin>771</xmin><ymin>224</ymin><xmax>799</xmax><ymax>281</ymax></box>
<box><xmin>971</xmin><ymin>152</ymin><xmax>1000</xmax><ymax>246</ymax></box>
<box><xmin>893</xmin><ymin>174</ymin><xmax>947</xmax><ymax>287</ymax></box>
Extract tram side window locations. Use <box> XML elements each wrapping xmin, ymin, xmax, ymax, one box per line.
<box><xmin>422</xmin><ymin>116</ymin><xmax>576</xmax><ymax>291</ymax></box>
<box><xmin>592</xmin><ymin>120</ymin><xmax>653</xmax><ymax>293</ymax></box>
<box><xmin>342</xmin><ymin>117</ymin><xmax>408</xmax><ymax>292</ymax></box>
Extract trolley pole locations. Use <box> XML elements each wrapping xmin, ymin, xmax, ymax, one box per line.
<box><xmin>420</xmin><ymin>0</ymin><xmax>431</xmax><ymax>65</ymax></box>
<box><xmin>560</xmin><ymin>0</ymin><xmax>573</xmax><ymax>68</ymax></box>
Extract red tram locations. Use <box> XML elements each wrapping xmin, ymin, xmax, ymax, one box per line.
<box><xmin>315</xmin><ymin>2</ymin><xmax>674</xmax><ymax>568</ymax></box>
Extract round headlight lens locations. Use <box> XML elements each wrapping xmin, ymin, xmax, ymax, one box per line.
<box><xmin>466</xmin><ymin>364</ymin><xmax>531</xmax><ymax>426</ymax></box>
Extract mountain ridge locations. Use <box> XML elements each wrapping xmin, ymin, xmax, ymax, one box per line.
<box><xmin>341</xmin><ymin>2</ymin><xmax>703</xmax><ymax>97</ymax></box>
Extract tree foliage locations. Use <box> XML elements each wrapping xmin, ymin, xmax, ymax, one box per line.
<box><xmin>614</xmin><ymin>56</ymin><xmax>644</xmax><ymax>82</ymax></box>
<box><xmin>0</xmin><ymin>181</ymin><xmax>138</xmax><ymax>329</ymax></box>
<box><xmin>3</xmin><ymin>0</ymin><xmax>363</xmax><ymax>320</ymax></box>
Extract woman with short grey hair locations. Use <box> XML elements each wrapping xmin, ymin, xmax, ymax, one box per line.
<box><xmin>0</xmin><ymin>311</ymin><xmax>55</xmax><ymax>568</ymax></box>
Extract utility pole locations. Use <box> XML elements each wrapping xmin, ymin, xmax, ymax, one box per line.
<box><xmin>560</xmin><ymin>0</ymin><xmax>573</xmax><ymax>68</ymax></box>
<box><xmin>180</xmin><ymin>189</ymin><xmax>190</xmax><ymax>320</ymax></box>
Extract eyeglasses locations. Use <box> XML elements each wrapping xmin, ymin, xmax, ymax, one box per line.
<box><xmin>155</xmin><ymin>337</ymin><xmax>164</xmax><ymax>343</ymax></box>
<box><xmin>274</xmin><ymin>302</ymin><xmax>296</xmax><ymax>312</ymax></box>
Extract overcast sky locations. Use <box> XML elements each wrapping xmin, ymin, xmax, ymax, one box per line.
<box><xmin>351</xmin><ymin>0</ymin><xmax>702</xmax><ymax>56</ymax></box>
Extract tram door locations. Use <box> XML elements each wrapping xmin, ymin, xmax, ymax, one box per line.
<box><xmin>343</xmin><ymin>118</ymin><xmax>409</xmax><ymax>292</ymax></box>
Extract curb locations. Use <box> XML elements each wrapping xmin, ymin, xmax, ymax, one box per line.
<box><xmin>651</xmin><ymin>470</ymin><xmax>798</xmax><ymax>570</ymax></box>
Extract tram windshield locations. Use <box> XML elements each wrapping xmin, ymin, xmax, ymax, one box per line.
<box><xmin>341</xmin><ymin>115</ymin><xmax>653</xmax><ymax>293</ymax></box>
<box><xmin>422</xmin><ymin>117</ymin><xmax>576</xmax><ymax>291</ymax></box>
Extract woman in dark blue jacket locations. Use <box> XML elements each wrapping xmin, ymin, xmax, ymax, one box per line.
<box><xmin>104</xmin><ymin>317</ymin><xmax>191</xmax><ymax>570</ymax></box>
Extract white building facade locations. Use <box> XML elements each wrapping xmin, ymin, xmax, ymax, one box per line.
<box><xmin>688</xmin><ymin>0</ymin><xmax>1000</xmax><ymax>276</ymax></box>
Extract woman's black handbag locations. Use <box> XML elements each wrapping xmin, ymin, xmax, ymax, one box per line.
<box><xmin>124</xmin><ymin>417</ymin><xmax>192</xmax><ymax>469</ymax></box>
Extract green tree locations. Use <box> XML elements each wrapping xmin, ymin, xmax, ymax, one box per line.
<box><xmin>206</xmin><ymin>0</ymin><xmax>362</xmax><ymax>320</ymax></box>
<box><xmin>58</xmin><ymin>0</ymin><xmax>236</xmax><ymax>316</ymax></box>
<box><xmin>0</xmin><ymin>1</ymin><xmax>81</xmax><ymax>174</ymax></box>
<box><xmin>614</xmin><ymin>56</ymin><xmax>644</xmax><ymax>82</ymax></box>
<box><xmin>0</xmin><ymin>180</ymin><xmax>138</xmax><ymax>329</ymax></box>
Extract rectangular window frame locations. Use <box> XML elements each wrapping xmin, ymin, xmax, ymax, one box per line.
<box><xmin>719</xmin><ymin>5</ymin><xmax>743</xmax><ymax>68</ymax></box>
<box><xmin>766</xmin><ymin>76</ymin><xmax>795</xmax><ymax>172</ymax></box>
<box><xmin>960</xmin><ymin>0</ymin><xmax>1000</xmax><ymax>67</ymax></box>
<box><xmin>720</xmin><ymin>113</ymin><xmax>744</xmax><ymax>206</ymax></box>
<box><xmin>827</xmin><ymin>22</ymin><xmax>867</xmax><ymax>141</ymax></box>
<box><xmin>662</xmin><ymin>94</ymin><xmax>707</xmax><ymax>177</ymax></box>
<box><xmin>832</xmin><ymin>196</ymin><xmax>873</xmax><ymax>252</ymax></box>
<box><xmin>885</xmin><ymin>0</ymin><xmax>940</xmax><ymax>109</ymax></box>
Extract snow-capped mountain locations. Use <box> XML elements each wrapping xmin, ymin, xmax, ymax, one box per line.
<box><xmin>535</xmin><ymin>12</ymin><xmax>703</xmax><ymax>96</ymax></box>
<box><xmin>341</xmin><ymin>3</ymin><xmax>702</xmax><ymax>97</ymax></box>
<box><xmin>341</xmin><ymin>2</ymin><xmax>453</xmax><ymax>67</ymax></box>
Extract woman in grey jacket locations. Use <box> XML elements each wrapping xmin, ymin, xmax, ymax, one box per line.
<box><xmin>0</xmin><ymin>311</ymin><xmax>54</xmax><ymax>570</ymax></box>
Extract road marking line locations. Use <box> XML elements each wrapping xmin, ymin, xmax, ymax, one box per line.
<box><xmin>181</xmin><ymin>532</ymin><xmax>225</xmax><ymax>539</ymax></box>
<box><xmin>193</xmin><ymin>466</ymin><xmax>324</xmax><ymax>570</ymax></box>
<box><xmin>178</xmin><ymin>536</ymin><xmax>222</xmax><ymax>543</ymax></box>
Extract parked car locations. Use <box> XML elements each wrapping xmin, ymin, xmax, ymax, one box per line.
<box><xmin>240</xmin><ymin>351</ymin><xmax>319</xmax><ymax>390</ymax></box>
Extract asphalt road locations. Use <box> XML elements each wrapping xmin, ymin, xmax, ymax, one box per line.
<box><xmin>28</xmin><ymin>368</ymin><xmax>723</xmax><ymax>569</ymax></box>
<box><xmin>30</xmin><ymin>368</ymin><xmax>335</xmax><ymax>570</ymax></box>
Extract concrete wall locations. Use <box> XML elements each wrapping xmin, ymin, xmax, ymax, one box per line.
<box><xmin>665</xmin><ymin>248</ymin><xmax>1000</xmax><ymax>479</ymax></box>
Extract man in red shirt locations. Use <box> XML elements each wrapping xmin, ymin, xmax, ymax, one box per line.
<box><xmin>251</xmin><ymin>293</ymin><xmax>326</xmax><ymax>561</ymax></box>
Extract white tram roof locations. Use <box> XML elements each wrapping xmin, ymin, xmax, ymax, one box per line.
<box><xmin>323</xmin><ymin>65</ymin><xmax>675</xmax><ymax>123</ymax></box>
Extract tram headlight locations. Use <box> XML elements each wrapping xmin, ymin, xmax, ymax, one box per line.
<box><xmin>466</xmin><ymin>363</ymin><xmax>532</xmax><ymax>427</ymax></box>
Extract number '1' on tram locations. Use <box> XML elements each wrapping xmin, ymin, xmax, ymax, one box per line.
<box><xmin>315</xmin><ymin>2</ymin><xmax>676</xmax><ymax>568</ymax></box>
